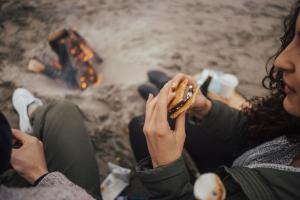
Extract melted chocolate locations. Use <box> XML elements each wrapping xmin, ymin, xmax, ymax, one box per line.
<box><xmin>168</xmin><ymin>85</ymin><xmax>193</xmax><ymax>115</ymax></box>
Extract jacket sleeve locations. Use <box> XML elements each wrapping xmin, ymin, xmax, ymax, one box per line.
<box><xmin>136</xmin><ymin>101</ymin><xmax>248</xmax><ymax>200</ymax></box>
<box><xmin>137</xmin><ymin>157</ymin><xmax>194</xmax><ymax>200</ymax></box>
<box><xmin>196</xmin><ymin>100</ymin><xmax>248</xmax><ymax>154</ymax></box>
<box><xmin>0</xmin><ymin>172</ymin><xmax>95</xmax><ymax>200</ymax></box>
<box><xmin>201</xmin><ymin>100</ymin><xmax>247</xmax><ymax>139</ymax></box>
<box><xmin>36</xmin><ymin>172</ymin><xmax>95</xmax><ymax>200</ymax></box>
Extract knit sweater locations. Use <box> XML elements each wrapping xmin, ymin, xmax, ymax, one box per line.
<box><xmin>0</xmin><ymin>172</ymin><xmax>95</xmax><ymax>200</ymax></box>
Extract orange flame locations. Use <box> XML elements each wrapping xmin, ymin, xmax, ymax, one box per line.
<box><xmin>80</xmin><ymin>43</ymin><xmax>93</xmax><ymax>62</ymax></box>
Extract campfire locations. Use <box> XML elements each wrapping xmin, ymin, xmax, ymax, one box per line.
<box><xmin>28</xmin><ymin>29</ymin><xmax>103</xmax><ymax>90</ymax></box>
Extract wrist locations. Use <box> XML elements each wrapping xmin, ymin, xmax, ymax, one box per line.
<box><xmin>191</xmin><ymin>99</ymin><xmax>212</xmax><ymax>119</ymax></box>
<box><xmin>152</xmin><ymin>154</ymin><xmax>182</xmax><ymax>168</ymax></box>
<box><xmin>152</xmin><ymin>161</ymin><xmax>158</xmax><ymax>168</ymax></box>
<box><xmin>29</xmin><ymin>167</ymin><xmax>49</xmax><ymax>184</ymax></box>
<box><xmin>33</xmin><ymin>172</ymin><xmax>49</xmax><ymax>186</ymax></box>
<box><xmin>202</xmin><ymin>99</ymin><xmax>212</xmax><ymax>116</ymax></box>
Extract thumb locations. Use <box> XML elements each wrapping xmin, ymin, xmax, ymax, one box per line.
<box><xmin>12</xmin><ymin>129</ymin><xmax>29</xmax><ymax>143</ymax></box>
<box><xmin>175</xmin><ymin>112</ymin><xmax>186</xmax><ymax>142</ymax></box>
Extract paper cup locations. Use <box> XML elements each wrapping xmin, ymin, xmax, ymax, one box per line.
<box><xmin>219</xmin><ymin>73</ymin><xmax>239</xmax><ymax>98</ymax></box>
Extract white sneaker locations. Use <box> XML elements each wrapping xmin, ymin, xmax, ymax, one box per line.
<box><xmin>12</xmin><ymin>88</ymin><xmax>43</xmax><ymax>134</ymax></box>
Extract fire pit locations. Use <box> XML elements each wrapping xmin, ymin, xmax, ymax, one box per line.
<box><xmin>28</xmin><ymin>29</ymin><xmax>103</xmax><ymax>90</ymax></box>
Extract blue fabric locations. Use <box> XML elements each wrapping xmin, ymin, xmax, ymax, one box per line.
<box><xmin>0</xmin><ymin>111</ymin><xmax>12</xmax><ymax>175</ymax></box>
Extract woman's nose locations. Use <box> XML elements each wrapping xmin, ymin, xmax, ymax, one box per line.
<box><xmin>274</xmin><ymin>44</ymin><xmax>295</xmax><ymax>72</ymax></box>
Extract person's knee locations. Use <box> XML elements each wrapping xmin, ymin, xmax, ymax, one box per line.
<box><xmin>129</xmin><ymin>115</ymin><xmax>144</xmax><ymax>131</ymax></box>
<box><xmin>129</xmin><ymin>115</ymin><xmax>150</xmax><ymax>161</ymax></box>
<box><xmin>54</xmin><ymin>101</ymin><xmax>80</xmax><ymax>113</ymax></box>
<box><xmin>41</xmin><ymin>101</ymin><xmax>85</xmax><ymax>135</ymax></box>
<box><xmin>128</xmin><ymin>115</ymin><xmax>145</xmax><ymax>139</ymax></box>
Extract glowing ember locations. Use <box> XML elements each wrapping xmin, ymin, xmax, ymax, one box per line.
<box><xmin>81</xmin><ymin>82</ymin><xmax>88</xmax><ymax>89</ymax></box>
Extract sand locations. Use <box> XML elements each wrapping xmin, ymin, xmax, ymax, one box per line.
<box><xmin>0</xmin><ymin>0</ymin><xmax>294</xmax><ymax>189</ymax></box>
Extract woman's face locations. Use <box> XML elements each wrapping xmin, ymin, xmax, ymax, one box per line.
<box><xmin>274</xmin><ymin>15</ymin><xmax>300</xmax><ymax>117</ymax></box>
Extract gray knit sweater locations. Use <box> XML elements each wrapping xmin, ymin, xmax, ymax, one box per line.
<box><xmin>0</xmin><ymin>172</ymin><xmax>95</xmax><ymax>200</ymax></box>
<box><xmin>233</xmin><ymin>135</ymin><xmax>300</xmax><ymax>172</ymax></box>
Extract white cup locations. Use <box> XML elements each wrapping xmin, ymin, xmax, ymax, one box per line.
<box><xmin>219</xmin><ymin>73</ymin><xmax>239</xmax><ymax>98</ymax></box>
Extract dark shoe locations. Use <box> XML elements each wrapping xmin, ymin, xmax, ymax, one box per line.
<box><xmin>147</xmin><ymin>70</ymin><xmax>171</xmax><ymax>89</ymax></box>
<box><xmin>138</xmin><ymin>84</ymin><xmax>159</xmax><ymax>101</ymax></box>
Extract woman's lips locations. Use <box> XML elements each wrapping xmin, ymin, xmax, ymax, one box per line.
<box><xmin>284</xmin><ymin>83</ymin><xmax>297</xmax><ymax>95</ymax></box>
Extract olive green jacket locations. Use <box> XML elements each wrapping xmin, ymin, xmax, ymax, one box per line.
<box><xmin>136</xmin><ymin>101</ymin><xmax>300</xmax><ymax>200</ymax></box>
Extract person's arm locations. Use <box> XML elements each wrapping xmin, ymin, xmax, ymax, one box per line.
<box><xmin>172</xmin><ymin>73</ymin><xmax>248</xmax><ymax>157</ymax></box>
<box><xmin>198</xmin><ymin>100</ymin><xmax>247</xmax><ymax>145</ymax></box>
<box><xmin>137</xmin><ymin>157</ymin><xmax>193</xmax><ymax>200</ymax></box>
<box><xmin>138</xmin><ymin>80</ymin><xmax>193</xmax><ymax>199</ymax></box>
<box><xmin>37</xmin><ymin>172</ymin><xmax>95</xmax><ymax>199</ymax></box>
<box><xmin>138</xmin><ymin>74</ymin><xmax>248</xmax><ymax>199</ymax></box>
<box><xmin>10</xmin><ymin>129</ymin><xmax>49</xmax><ymax>184</ymax></box>
<box><xmin>0</xmin><ymin>172</ymin><xmax>95</xmax><ymax>200</ymax></box>
<box><xmin>6</xmin><ymin>130</ymin><xmax>95</xmax><ymax>200</ymax></box>
<box><xmin>171</xmin><ymin>73</ymin><xmax>248</xmax><ymax>145</ymax></box>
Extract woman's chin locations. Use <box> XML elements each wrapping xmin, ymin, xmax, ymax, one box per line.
<box><xmin>283</xmin><ymin>96</ymin><xmax>300</xmax><ymax>117</ymax></box>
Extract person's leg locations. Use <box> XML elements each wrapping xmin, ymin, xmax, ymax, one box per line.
<box><xmin>30</xmin><ymin>101</ymin><xmax>101</xmax><ymax>199</ymax></box>
<box><xmin>129</xmin><ymin>115</ymin><xmax>235</xmax><ymax>173</ymax></box>
<box><xmin>129</xmin><ymin>116</ymin><xmax>150</xmax><ymax>162</ymax></box>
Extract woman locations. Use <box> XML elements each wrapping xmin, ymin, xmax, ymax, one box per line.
<box><xmin>0</xmin><ymin>88</ymin><xmax>101</xmax><ymax>200</ymax></box>
<box><xmin>129</xmin><ymin>1</ymin><xmax>300</xmax><ymax>199</ymax></box>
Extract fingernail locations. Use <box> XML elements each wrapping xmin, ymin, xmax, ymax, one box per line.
<box><xmin>148</xmin><ymin>93</ymin><xmax>153</xmax><ymax>99</ymax></box>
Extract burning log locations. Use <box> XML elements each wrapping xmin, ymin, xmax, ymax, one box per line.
<box><xmin>28</xmin><ymin>29</ymin><xmax>102</xmax><ymax>90</ymax></box>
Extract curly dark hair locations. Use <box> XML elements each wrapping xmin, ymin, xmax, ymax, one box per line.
<box><xmin>243</xmin><ymin>1</ymin><xmax>300</xmax><ymax>147</ymax></box>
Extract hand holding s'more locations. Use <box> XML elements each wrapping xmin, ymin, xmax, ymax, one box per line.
<box><xmin>168</xmin><ymin>78</ymin><xmax>199</xmax><ymax>118</ymax></box>
<box><xmin>168</xmin><ymin>73</ymin><xmax>212</xmax><ymax>119</ymax></box>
